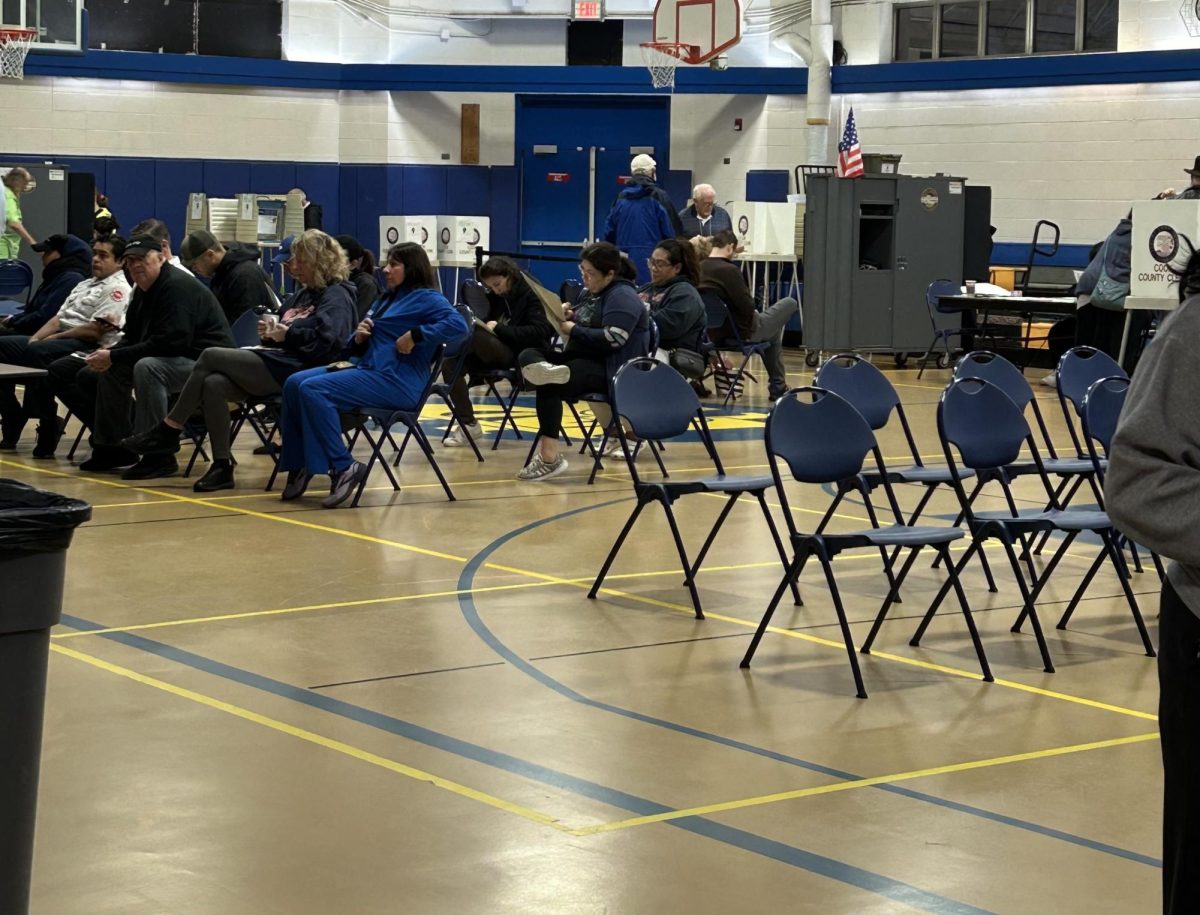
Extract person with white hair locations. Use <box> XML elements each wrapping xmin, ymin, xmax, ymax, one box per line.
<box><xmin>679</xmin><ymin>183</ymin><xmax>732</xmax><ymax>239</ymax></box>
<box><xmin>603</xmin><ymin>153</ymin><xmax>682</xmax><ymax>284</ymax></box>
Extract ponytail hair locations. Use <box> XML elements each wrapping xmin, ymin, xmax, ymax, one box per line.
<box><xmin>655</xmin><ymin>237</ymin><xmax>701</xmax><ymax>285</ymax></box>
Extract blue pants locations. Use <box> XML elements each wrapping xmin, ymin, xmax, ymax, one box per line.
<box><xmin>278</xmin><ymin>366</ymin><xmax>411</xmax><ymax>475</ymax></box>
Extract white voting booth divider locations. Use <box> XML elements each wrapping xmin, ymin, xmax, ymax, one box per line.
<box><xmin>727</xmin><ymin>200</ymin><xmax>803</xmax><ymax>303</ymax></box>
<box><xmin>379</xmin><ymin>215</ymin><xmax>491</xmax><ymax>294</ymax></box>
<box><xmin>1122</xmin><ymin>200</ymin><xmax>1200</xmax><ymax>360</ymax></box>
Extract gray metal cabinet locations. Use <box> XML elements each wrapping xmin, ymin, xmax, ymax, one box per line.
<box><xmin>804</xmin><ymin>174</ymin><xmax>966</xmax><ymax>361</ymax></box>
<box><xmin>2</xmin><ymin>163</ymin><xmax>72</xmax><ymax>288</ymax></box>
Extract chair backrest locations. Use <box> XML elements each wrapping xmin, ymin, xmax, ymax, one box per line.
<box><xmin>559</xmin><ymin>279</ymin><xmax>582</xmax><ymax>306</ymax></box>
<box><xmin>953</xmin><ymin>350</ymin><xmax>1033</xmax><ymax>410</ymax></box>
<box><xmin>0</xmin><ymin>259</ymin><xmax>33</xmax><ymax>298</ymax></box>
<box><xmin>1057</xmin><ymin>345</ymin><xmax>1126</xmax><ymax>416</ymax></box>
<box><xmin>648</xmin><ymin>315</ymin><xmax>660</xmax><ymax>353</ymax></box>
<box><xmin>611</xmin><ymin>357</ymin><xmax>700</xmax><ymax>442</ymax></box>
<box><xmin>1080</xmin><ymin>375</ymin><xmax>1128</xmax><ymax>472</ymax></box>
<box><xmin>230</xmin><ymin>309</ymin><xmax>262</xmax><ymax>348</ymax></box>
<box><xmin>927</xmin><ymin>278</ymin><xmax>960</xmax><ymax>318</ymax></box>
<box><xmin>443</xmin><ymin>304</ymin><xmax>475</xmax><ymax>361</ymax></box>
<box><xmin>767</xmin><ymin>387</ymin><xmax>877</xmax><ymax>486</ymax></box>
<box><xmin>938</xmin><ymin>376</ymin><xmax>1031</xmax><ymax>472</ymax></box>
<box><xmin>814</xmin><ymin>353</ymin><xmax>900</xmax><ymax>431</ymax></box>
<box><xmin>460</xmin><ymin>280</ymin><xmax>491</xmax><ymax>318</ymax></box>
<box><xmin>699</xmin><ymin>288</ymin><xmax>739</xmax><ymax>342</ymax></box>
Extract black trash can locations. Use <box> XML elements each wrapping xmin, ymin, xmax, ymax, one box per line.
<box><xmin>0</xmin><ymin>479</ymin><xmax>91</xmax><ymax>915</ymax></box>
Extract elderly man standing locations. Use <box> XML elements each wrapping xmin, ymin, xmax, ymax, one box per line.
<box><xmin>49</xmin><ymin>232</ymin><xmax>232</xmax><ymax>478</ymax></box>
<box><xmin>679</xmin><ymin>184</ymin><xmax>733</xmax><ymax>239</ymax></box>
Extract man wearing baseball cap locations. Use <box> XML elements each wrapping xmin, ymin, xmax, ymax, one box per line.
<box><xmin>49</xmin><ymin>231</ymin><xmax>233</xmax><ymax>478</ymax></box>
<box><xmin>178</xmin><ymin>228</ymin><xmax>275</xmax><ymax>323</ymax></box>
<box><xmin>602</xmin><ymin>153</ymin><xmax>683</xmax><ymax>284</ymax></box>
<box><xmin>0</xmin><ymin>233</ymin><xmax>92</xmax><ymax>336</ymax></box>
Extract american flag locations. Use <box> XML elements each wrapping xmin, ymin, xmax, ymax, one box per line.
<box><xmin>838</xmin><ymin>108</ymin><xmax>864</xmax><ymax>178</ymax></box>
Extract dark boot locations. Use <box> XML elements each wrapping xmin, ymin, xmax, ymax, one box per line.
<box><xmin>32</xmin><ymin>415</ymin><xmax>67</xmax><ymax>459</ymax></box>
<box><xmin>0</xmin><ymin>385</ymin><xmax>25</xmax><ymax>448</ymax></box>
<box><xmin>120</xmin><ymin>453</ymin><xmax>180</xmax><ymax>480</ymax></box>
<box><xmin>80</xmin><ymin>445</ymin><xmax>139</xmax><ymax>472</ymax></box>
<box><xmin>192</xmin><ymin>459</ymin><xmax>235</xmax><ymax>492</ymax></box>
<box><xmin>122</xmin><ymin>421</ymin><xmax>183</xmax><ymax>455</ymax></box>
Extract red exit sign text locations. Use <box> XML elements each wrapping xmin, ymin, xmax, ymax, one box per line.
<box><xmin>573</xmin><ymin>0</ymin><xmax>603</xmax><ymax>19</ymax></box>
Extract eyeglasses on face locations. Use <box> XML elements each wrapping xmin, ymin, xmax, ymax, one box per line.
<box><xmin>647</xmin><ymin>258</ymin><xmax>671</xmax><ymax>269</ymax></box>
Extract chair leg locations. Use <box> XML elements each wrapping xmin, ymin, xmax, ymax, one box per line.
<box><xmin>647</xmin><ymin>439</ymin><xmax>668</xmax><ymax>478</ymax></box>
<box><xmin>942</xmin><ymin>545</ymin><xmax>993</xmax><ymax>682</ymax></box>
<box><xmin>684</xmin><ymin>493</ymin><xmax>739</xmax><ymax>586</ymax></box>
<box><xmin>349</xmin><ymin>434</ymin><xmax>385</xmax><ymax>508</ymax></box>
<box><xmin>588</xmin><ymin>500</ymin><xmax>648</xmax><ymax>599</ymax></box>
<box><xmin>660</xmin><ymin>500</ymin><xmax>704</xmax><ymax>619</ymax></box>
<box><xmin>1012</xmin><ymin>530</ymin><xmax>1078</xmax><ymax>632</ymax></box>
<box><xmin>1055</xmin><ymin>548</ymin><xmax>1105</xmax><ymax>631</ymax></box>
<box><xmin>862</xmin><ymin>546</ymin><xmax>922</xmax><ymax>654</ymax></box>
<box><xmin>412</xmin><ymin>424</ymin><xmax>455</xmax><ymax>502</ymax></box>
<box><xmin>1100</xmin><ymin>529</ymin><xmax>1156</xmax><ymax>657</ymax></box>
<box><xmin>756</xmin><ymin>490</ymin><xmax>802</xmax><ymax>606</ymax></box>
<box><xmin>1000</xmin><ymin>538</ymin><xmax>1055</xmax><ymax>673</ymax></box>
<box><xmin>917</xmin><ymin>333</ymin><xmax>938</xmax><ymax>379</ymax></box>
<box><xmin>912</xmin><ymin>541</ymin><xmax>979</xmax><ymax>646</ymax></box>
<box><xmin>740</xmin><ymin>552</ymin><xmax>803</xmax><ymax>668</ymax></box>
<box><xmin>819</xmin><ymin>556</ymin><xmax>868</xmax><ymax>699</ymax></box>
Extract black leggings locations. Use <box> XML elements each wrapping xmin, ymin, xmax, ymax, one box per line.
<box><xmin>519</xmin><ymin>348</ymin><xmax>607</xmax><ymax>440</ymax></box>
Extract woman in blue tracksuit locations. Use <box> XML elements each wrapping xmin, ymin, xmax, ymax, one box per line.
<box><xmin>276</xmin><ymin>242</ymin><xmax>469</xmax><ymax>508</ymax></box>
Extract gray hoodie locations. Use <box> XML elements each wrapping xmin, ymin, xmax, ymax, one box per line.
<box><xmin>1106</xmin><ymin>293</ymin><xmax>1200</xmax><ymax>616</ymax></box>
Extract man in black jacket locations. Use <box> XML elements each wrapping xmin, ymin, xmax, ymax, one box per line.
<box><xmin>0</xmin><ymin>234</ymin><xmax>92</xmax><ymax>336</ymax></box>
<box><xmin>179</xmin><ymin>229</ymin><xmax>275</xmax><ymax>323</ymax></box>
<box><xmin>49</xmin><ymin>233</ymin><xmax>233</xmax><ymax>478</ymax></box>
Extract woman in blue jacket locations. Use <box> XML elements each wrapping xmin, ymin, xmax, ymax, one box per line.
<box><xmin>276</xmin><ymin>242</ymin><xmax>469</xmax><ymax>508</ymax></box>
<box><xmin>517</xmin><ymin>241</ymin><xmax>651</xmax><ymax>482</ymax></box>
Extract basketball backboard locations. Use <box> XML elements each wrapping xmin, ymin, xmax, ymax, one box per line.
<box><xmin>650</xmin><ymin>0</ymin><xmax>742</xmax><ymax>64</ymax></box>
<box><xmin>1</xmin><ymin>0</ymin><xmax>83</xmax><ymax>52</ymax></box>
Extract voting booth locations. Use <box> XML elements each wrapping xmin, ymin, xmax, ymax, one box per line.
<box><xmin>379</xmin><ymin>216</ymin><xmax>438</xmax><ymax>265</ymax></box>
<box><xmin>1128</xmin><ymin>199</ymin><xmax>1200</xmax><ymax>312</ymax></box>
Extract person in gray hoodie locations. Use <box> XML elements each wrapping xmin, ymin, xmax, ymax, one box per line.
<box><xmin>1105</xmin><ymin>250</ymin><xmax>1200</xmax><ymax>915</ymax></box>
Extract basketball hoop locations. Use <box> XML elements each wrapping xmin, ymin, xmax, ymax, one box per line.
<box><xmin>640</xmin><ymin>41</ymin><xmax>700</xmax><ymax>90</ymax></box>
<box><xmin>0</xmin><ymin>27</ymin><xmax>36</xmax><ymax>80</ymax></box>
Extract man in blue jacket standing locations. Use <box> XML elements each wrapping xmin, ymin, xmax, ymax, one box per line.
<box><xmin>603</xmin><ymin>154</ymin><xmax>681</xmax><ymax>284</ymax></box>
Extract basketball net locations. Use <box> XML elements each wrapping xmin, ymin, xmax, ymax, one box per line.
<box><xmin>640</xmin><ymin>42</ymin><xmax>699</xmax><ymax>91</ymax></box>
<box><xmin>0</xmin><ymin>28</ymin><xmax>36</xmax><ymax>80</ymax></box>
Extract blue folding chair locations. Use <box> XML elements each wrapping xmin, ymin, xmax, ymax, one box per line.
<box><xmin>920</xmin><ymin>376</ymin><xmax>1155</xmax><ymax>673</ymax></box>
<box><xmin>456</xmin><ymin>280</ymin><xmax>525</xmax><ymax>450</ymax></box>
<box><xmin>342</xmin><ymin>344</ymin><xmax>454</xmax><ymax>506</ymax></box>
<box><xmin>434</xmin><ymin>304</ymin><xmax>484</xmax><ymax>462</ymax></box>
<box><xmin>588</xmin><ymin>357</ymin><xmax>794</xmax><ymax>620</ymax></box>
<box><xmin>699</xmin><ymin>288</ymin><xmax>768</xmax><ymax>407</ymax></box>
<box><xmin>1055</xmin><ymin>345</ymin><xmax>1126</xmax><ymax>462</ymax></box>
<box><xmin>0</xmin><ymin>259</ymin><xmax>33</xmax><ymax>316</ymax></box>
<box><xmin>740</xmin><ymin>387</ymin><xmax>988</xmax><ymax>698</ymax></box>
<box><xmin>917</xmin><ymin>279</ymin><xmax>968</xmax><ymax>378</ymax></box>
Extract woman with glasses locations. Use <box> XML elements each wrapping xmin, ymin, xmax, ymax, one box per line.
<box><xmin>516</xmin><ymin>242</ymin><xmax>651</xmax><ymax>482</ymax></box>
<box><xmin>643</xmin><ymin>237</ymin><xmax>706</xmax><ymax>355</ymax></box>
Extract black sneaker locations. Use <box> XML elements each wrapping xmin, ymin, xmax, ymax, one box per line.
<box><xmin>252</xmin><ymin>441</ymin><xmax>280</xmax><ymax>456</ymax></box>
<box><xmin>79</xmin><ymin>447</ymin><xmax>139</xmax><ymax>472</ymax></box>
<box><xmin>322</xmin><ymin>461</ymin><xmax>367</xmax><ymax>508</ymax></box>
<box><xmin>193</xmin><ymin>460</ymin><xmax>235</xmax><ymax>492</ymax></box>
<box><xmin>281</xmin><ymin>468</ymin><xmax>313</xmax><ymax>501</ymax></box>
<box><xmin>32</xmin><ymin>415</ymin><xmax>67</xmax><ymax>459</ymax></box>
<box><xmin>122</xmin><ymin>422</ymin><xmax>183</xmax><ymax>455</ymax></box>
<box><xmin>121</xmin><ymin>453</ymin><xmax>179</xmax><ymax>480</ymax></box>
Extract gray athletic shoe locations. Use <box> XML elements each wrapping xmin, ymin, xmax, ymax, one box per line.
<box><xmin>522</xmin><ymin>361</ymin><xmax>571</xmax><ymax>387</ymax></box>
<box><xmin>445</xmin><ymin>421</ymin><xmax>482</xmax><ymax>447</ymax></box>
<box><xmin>281</xmin><ymin>468</ymin><xmax>313</xmax><ymax>501</ymax></box>
<box><xmin>516</xmin><ymin>453</ymin><xmax>568</xmax><ymax>481</ymax></box>
<box><xmin>322</xmin><ymin>460</ymin><xmax>368</xmax><ymax>508</ymax></box>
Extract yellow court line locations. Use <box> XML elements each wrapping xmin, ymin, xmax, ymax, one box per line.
<box><xmin>572</xmin><ymin>731</ymin><xmax>1161</xmax><ymax>835</ymax></box>
<box><xmin>4</xmin><ymin>458</ymin><xmax>1155</xmax><ymax>721</ymax></box>
<box><xmin>50</xmin><ymin>641</ymin><xmax>572</xmax><ymax>832</ymax></box>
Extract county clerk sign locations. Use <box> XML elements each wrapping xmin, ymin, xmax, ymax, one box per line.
<box><xmin>1129</xmin><ymin>199</ymin><xmax>1200</xmax><ymax>310</ymax></box>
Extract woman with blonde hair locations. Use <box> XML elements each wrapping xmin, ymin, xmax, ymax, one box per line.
<box><xmin>1</xmin><ymin>167</ymin><xmax>37</xmax><ymax>258</ymax></box>
<box><xmin>123</xmin><ymin>229</ymin><xmax>356</xmax><ymax>491</ymax></box>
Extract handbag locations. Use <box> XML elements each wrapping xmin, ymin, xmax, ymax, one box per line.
<box><xmin>668</xmin><ymin>347</ymin><xmax>707</xmax><ymax>380</ymax></box>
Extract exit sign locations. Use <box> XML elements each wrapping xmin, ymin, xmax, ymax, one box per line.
<box><xmin>573</xmin><ymin>0</ymin><xmax>603</xmax><ymax>19</ymax></box>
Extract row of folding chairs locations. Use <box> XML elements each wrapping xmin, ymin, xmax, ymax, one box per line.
<box><xmin>584</xmin><ymin>347</ymin><xmax>1158</xmax><ymax>699</ymax></box>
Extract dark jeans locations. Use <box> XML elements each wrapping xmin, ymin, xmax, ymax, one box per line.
<box><xmin>50</xmin><ymin>354</ymin><xmax>194</xmax><ymax>447</ymax></box>
<box><xmin>518</xmin><ymin>347</ymin><xmax>607</xmax><ymax>440</ymax></box>
<box><xmin>1159</xmin><ymin>578</ymin><xmax>1200</xmax><ymax>914</ymax></box>
<box><xmin>0</xmin><ymin>335</ymin><xmax>88</xmax><ymax>442</ymax></box>
<box><xmin>443</xmin><ymin>326</ymin><xmax>514</xmax><ymax>425</ymax></box>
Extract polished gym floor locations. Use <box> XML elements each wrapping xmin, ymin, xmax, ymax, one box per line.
<box><xmin>6</xmin><ymin>353</ymin><xmax>1161</xmax><ymax>914</ymax></box>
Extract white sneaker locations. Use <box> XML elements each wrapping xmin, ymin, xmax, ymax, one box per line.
<box><xmin>517</xmin><ymin>453</ymin><xmax>569</xmax><ymax>481</ymax></box>
<box><xmin>1040</xmin><ymin>373</ymin><xmax>1057</xmax><ymax>388</ymax></box>
<box><xmin>601</xmin><ymin>437</ymin><xmax>622</xmax><ymax>458</ymax></box>
<box><xmin>445</xmin><ymin>421</ymin><xmax>482</xmax><ymax>447</ymax></box>
<box><xmin>522</xmin><ymin>361</ymin><xmax>571</xmax><ymax>387</ymax></box>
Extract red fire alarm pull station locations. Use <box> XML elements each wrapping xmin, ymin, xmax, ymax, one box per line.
<box><xmin>547</xmin><ymin>172</ymin><xmax>571</xmax><ymax>183</ymax></box>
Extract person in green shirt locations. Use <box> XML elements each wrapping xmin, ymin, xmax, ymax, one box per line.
<box><xmin>1</xmin><ymin>167</ymin><xmax>36</xmax><ymax>260</ymax></box>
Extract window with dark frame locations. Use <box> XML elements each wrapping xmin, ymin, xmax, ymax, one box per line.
<box><xmin>893</xmin><ymin>0</ymin><xmax>1117</xmax><ymax>60</ymax></box>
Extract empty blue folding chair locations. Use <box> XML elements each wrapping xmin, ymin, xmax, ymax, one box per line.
<box><xmin>0</xmin><ymin>259</ymin><xmax>32</xmax><ymax>316</ymax></box>
<box><xmin>588</xmin><ymin>357</ymin><xmax>794</xmax><ymax>619</ymax></box>
<box><xmin>917</xmin><ymin>279</ymin><xmax>968</xmax><ymax>378</ymax></box>
<box><xmin>739</xmin><ymin>387</ymin><xmax>987</xmax><ymax>698</ymax></box>
<box><xmin>919</xmin><ymin>376</ymin><xmax>1155</xmax><ymax>673</ymax></box>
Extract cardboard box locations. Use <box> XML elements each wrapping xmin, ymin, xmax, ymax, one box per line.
<box><xmin>379</xmin><ymin>216</ymin><xmax>438</xmax><ymax>265</ymax></box>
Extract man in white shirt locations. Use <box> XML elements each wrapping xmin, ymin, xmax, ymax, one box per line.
<box><xmin>0</xmin><ymin>235</ymin><xmax>132</xmax><ymax>456</ymax></box>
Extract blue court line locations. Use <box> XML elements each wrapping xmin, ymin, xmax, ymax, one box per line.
<box><xmin>455</xmin><ymin>500</ymin><xmax>1162</xmax><ymax>870</ymax></box>
<box><xmin>57</xmin><ymin>610</ymin><xmax>988</xmax><ymax>914</ymax></box>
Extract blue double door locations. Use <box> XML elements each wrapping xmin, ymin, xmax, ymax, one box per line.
<box><xmin>516</xmin><ymin>95</ymin><xmax>671</xmax><ymax>289</ymax></box>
